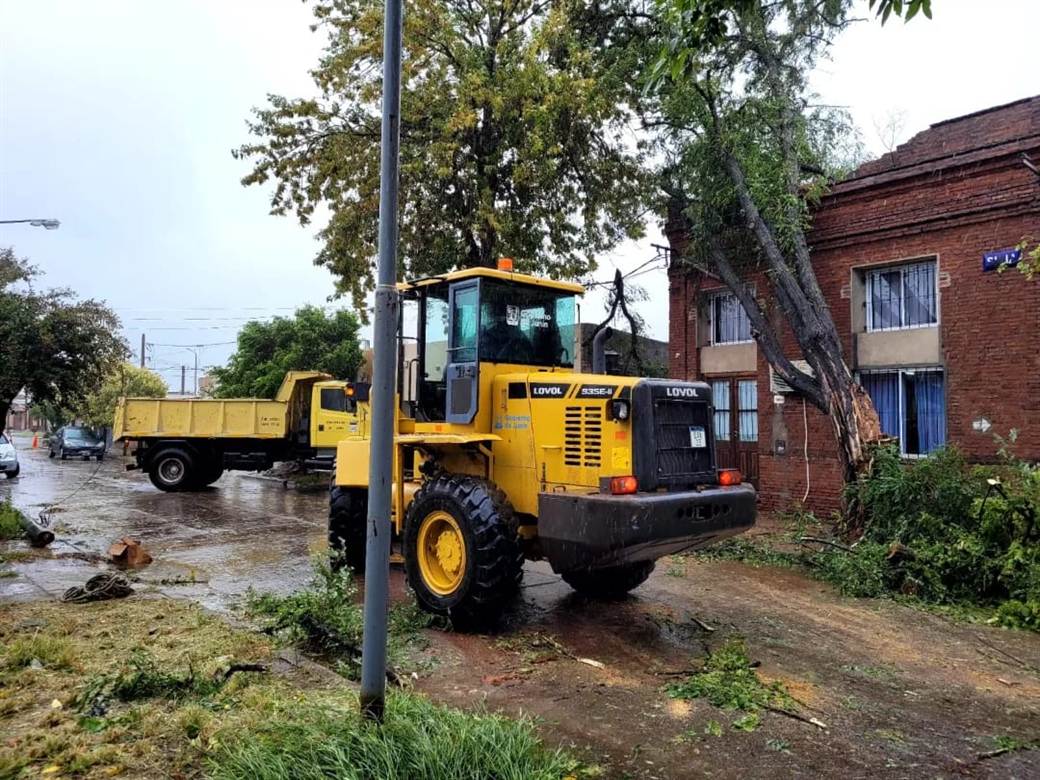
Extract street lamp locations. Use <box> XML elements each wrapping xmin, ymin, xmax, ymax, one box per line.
<box><xmin>0</xmin><ymin>218</ymin><xmax>61</xmax><ymax>230</ymax></box>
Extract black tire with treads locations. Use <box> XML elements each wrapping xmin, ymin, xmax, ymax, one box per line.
<box><xmin>147</xmin><ymin>447</ymin><xmax>196</xmax><ymax>492</ymax></box>
<box><xmin>561</xmin><ymin>561</ymin><xmax>655</xmax><ymax>598</ymax></box>
<box><xmin>328</xmin><ymin>486</ymin><xmax>367</xmax><ymax>573</ymax></box>
<box><xmin>403</xmin><ymin>474</ymin><xmax>522</xmax><ymax>626</ymax></box>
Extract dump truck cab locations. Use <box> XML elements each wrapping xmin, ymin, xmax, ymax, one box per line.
<box><xmin>330</xmin><ymin>266</ymin><xmax>755</xmax><ymax>621</ymax></box>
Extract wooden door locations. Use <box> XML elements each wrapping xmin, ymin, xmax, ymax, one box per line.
<box><xmin>710</xmin><ymin>377</ymin><xmax>760</xmax><ymax>487</ymax></box>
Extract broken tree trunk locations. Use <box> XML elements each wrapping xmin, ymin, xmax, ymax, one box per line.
<box><xmin>19</xmin><ymin>512</ymin><xmax>55</xmax><ymax>548</ymax></box>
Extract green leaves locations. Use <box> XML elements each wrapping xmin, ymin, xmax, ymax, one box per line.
<box><xmin>236</xmin><ymin>0</ymin><xmax>650</xmax><ymax>307</ymax></box>
<box><xmin>212</xmin><ymin>306</ymin><xmax>363</xmax><ymax>399</ymax></box>
<box><xmin>869</xmin><ymin>0</ymin><xmax>933</xmax><ymax>25</ymax></box>
<box><xmin>0</xmin><ymin>247</ymin><xmax>127</xmax><ymax>433</ymax></box>
<box><xmin>74</xmin><ymin>363</ymin><xmax>167</xmax><ymax>429</ymax></box>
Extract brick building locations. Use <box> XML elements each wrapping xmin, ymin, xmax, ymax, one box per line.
<box><xmin>667</xmin><ymin>96</ymin><xmax>1040</xmax><ymax>513</ymax></box>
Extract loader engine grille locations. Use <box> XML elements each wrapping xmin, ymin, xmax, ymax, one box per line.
<box><xmin>632</xmin><ymin>380</ymin><xmax>716</xmax><ymax>490</ymax></box>
<box><xmin>564</xmin><ymin>405</ymin><xmax>602</xmax><ymax>468</ymax></box>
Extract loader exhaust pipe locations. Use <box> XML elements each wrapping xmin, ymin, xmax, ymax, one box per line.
<box><xmin>592</xmin><ymin>326</ymin><xmax>613</xmax><ymax>375</ymax></box>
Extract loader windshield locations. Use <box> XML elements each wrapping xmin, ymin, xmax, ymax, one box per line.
<box><xmin>479</xmin><ymin>280</ymin><xmax>575</xmax><ymax>367</ymax></box>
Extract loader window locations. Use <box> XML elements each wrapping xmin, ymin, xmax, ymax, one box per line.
<box><xmin>418</xmin><ymin>286</ymin><xmax>450</xmax><ymax>421</ymax></box>
<box><xmin>480</xmin><ymin>280</ymin><xmax>575</xmax><ymax>367</ymax></box>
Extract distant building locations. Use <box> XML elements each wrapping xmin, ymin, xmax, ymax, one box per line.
<box><xmin>4</xmin><ymin>389</ymin><xmax>47</xmax><ymax>432</ymax></box>
<box><xmin>668</xmin><ymin>96</ymin><xmax>1040</xmax><ymax>511</ymax></box>
<box><xmin>198</xmin><ymin>373</ymin><xmax>219</xmax><ymax>397</ymax></box>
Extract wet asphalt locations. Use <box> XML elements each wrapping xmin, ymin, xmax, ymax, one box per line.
<box><xmin>0</xmin><ymin>435</ymin><xmax>330</xmax><ymax>610</ymax></box>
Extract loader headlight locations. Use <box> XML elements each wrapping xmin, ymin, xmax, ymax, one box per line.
<box><xmin>608</xmin><ymin>399</ymin><xmax>630</xmax><ymax>421</ymax></box>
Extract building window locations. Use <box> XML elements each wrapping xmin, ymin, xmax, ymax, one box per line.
<box><xmin>711</xmin><ymin>380</ymin><xmax>731</xmax><ymax>440</ymax></box>
<box><xmin>737</xmin><ymin>379</ymin><xmax>758</xmax><ymax>442</ymax></box>
<box><xmin>866</xmin><ymin>260</ymin><xmax>937</xmax><ymax>332</ymax></box>
<box><xmin>860</xmin><ymin>368</ymin><xmax>946</xmax><ymax>456</ymax></box>
<box><xmin>710</xmin><ymin>292</ymin><xmax>752</xmax><ymax>344</ymax></box>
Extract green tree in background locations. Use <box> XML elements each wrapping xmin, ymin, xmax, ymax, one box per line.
<box><xmin>0</xmin><ymin>247</ymin><xmax>126</xmax><ymax>436</ymax></box>
<box><xmin>235</xmin><ymin>0</ymin><xmax>650</xmax><ymax>310</ymax></box>
<box><xmin>212</xmin><ymin>307</ymin><xmax>363</xmax><ymax>399</ymax></box>
<box><xmin>73</xmin><ymin>363</ymin><xmax>167</xmax><ymax>430</ymax></box>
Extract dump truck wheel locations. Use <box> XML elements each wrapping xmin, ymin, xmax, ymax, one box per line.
<box><xmin>403</xmin><ymin>475</ymin><xmax>522</xmax><ymax>624</ymax></box>
<box><xmin>328</xmin><ymin>486</ymin><xmax>367</xmax><ymax>573</ymax></box>
<box><xmin>194</xmin><ymin>459</ymin><xmax>224</xmax><ymax>487</ymax></box>
<box><xmin>561</xmin><ymin>562</ymin><xmax>655</xmax><ymax>598</ymax></box>
<box><xmin>147</xmin><ymin>448</ymin><xmax>195</xmax><ymax>492</ymax></box>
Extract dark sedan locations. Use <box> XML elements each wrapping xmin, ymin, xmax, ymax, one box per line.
<box><xmin>49</xmin><ymin>427</ymin><xmax>106</xmax><ymax>461</ymax></box>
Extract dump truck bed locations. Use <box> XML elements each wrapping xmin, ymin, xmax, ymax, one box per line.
<box><xmin>114</xmin><ymin>398</ymin><xmax>288</xmax><ymax>440</ymax></box>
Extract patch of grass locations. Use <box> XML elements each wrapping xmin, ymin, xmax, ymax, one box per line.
<box><xmin>2</xmin><ymin>632</ymin><xmax>77</xmax><ymax>670</ymax></box>
<box><xmin>0</xmin><ymin>597</ymin><xmax>589</xmax><ymax>779</ymax></box>
<box><xmin>77</xmin><ymin>649</ymin><xmax>227</xmax><ymax>709</ymax></box>
<box><xmin>666</xmin><ymin>637</ymin><xmax>790</xmax><ymax>713</ymax></box>
<box><xmin>990</xmin><ymin>734</ymin><xmax>1039</xmax><ymax>754</ymax></box>
<box><xmin>766</xmin><ymin>737</ymin><xmax>791</xmax><ymax>753</ymax></box>
<box><xmin>0</xmin><ymin>500</ymin><xmax>25</xmax><ymax>540</ymax></box>
<box><xmin>665</xmin><ymin>557</ymin><xmax>686</xmax><ymax>577</ymax></box>
<box><xmin>731</xmin><ymin>712</ymin><xmax>760</xmax><ymax>732</ymax></box>
<box><xmin>245</xmin><ymin>555</ymin><xmax>431</xmax><ymax>678</ymax></box>
<box><xmin>208</xmin><ymin>691</ymin><xmax>583</xmax><ymax>780</ymax></box>
<box><xmin>703</xmin><ymin>719</ymin><xmax>723</xmax><ymax>737</ymax></box>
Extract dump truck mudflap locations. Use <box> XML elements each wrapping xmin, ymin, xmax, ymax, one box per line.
<box><xmin>538</xmin><ymin>484</ymin><xmax>756</xmax><ymax>573</ymax></box>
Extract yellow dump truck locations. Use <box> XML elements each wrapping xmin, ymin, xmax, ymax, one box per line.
<box><xmin>114</xmin><ymin>371</ymin><xmax>369</xmax><ymax>491</ymax></box>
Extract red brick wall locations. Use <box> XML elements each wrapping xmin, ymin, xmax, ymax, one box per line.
<box><xmin>667</xmin><ymin>104</ymin><xmax>1040</xmax><ymax>516</ymax></box>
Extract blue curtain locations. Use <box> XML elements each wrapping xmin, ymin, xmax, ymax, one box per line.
<box><xmin>913</xmin><ymin>371</ymin><xmax>946</xmax><ymax>454</ymax></box>
<box><xmin>861</xmin><ymin>372</ymin><xmax>899</xmax><ymax>438</ymax></box>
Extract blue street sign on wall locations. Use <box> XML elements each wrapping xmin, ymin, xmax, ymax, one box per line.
<box><xmin>982</xmin><ymin>247</ymin><xmax>1022</xmax><ymax>272</ymax></box>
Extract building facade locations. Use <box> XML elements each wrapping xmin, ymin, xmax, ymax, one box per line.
<box><xmin>667</xmin><ymin>96</ymin><xmax>1040</xmax><ymax>513</ymax></box>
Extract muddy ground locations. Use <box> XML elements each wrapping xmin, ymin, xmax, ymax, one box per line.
<box><xmin>3</xmin><ymin>436</ymin><xmax>1039</xmax><ymax>778</ymax></box>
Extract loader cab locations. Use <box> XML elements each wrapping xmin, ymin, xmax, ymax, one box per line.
<box><xmin>403</xmin><ymin>268</ymin><xmax>583</xmax><ymax>425</ymax></box>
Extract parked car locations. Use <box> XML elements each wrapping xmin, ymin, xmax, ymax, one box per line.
<box><xmin>49</xmin><ymin>427</ymin><xmax>106</xmax><ymax>461</ymax></box>
<box><xmin>0</xmin><ymin>432</ymin><xmax>19</xmax><ymax>478</ymax></box>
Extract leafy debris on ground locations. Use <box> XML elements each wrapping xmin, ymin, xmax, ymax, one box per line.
<box><xmin>695</xmin><ymin>442</ymin><xmax>1040</xmax><ymax>632</ymax></box>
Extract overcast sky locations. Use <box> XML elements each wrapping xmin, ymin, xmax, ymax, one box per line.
<box><xmin>1</xmin><ymin>0</ymin><xmax>1037</xmax><ymax>389</ymax></box>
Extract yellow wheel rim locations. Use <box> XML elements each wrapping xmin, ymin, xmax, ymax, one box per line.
<box><xmin>417</xmin><ymin>510</ymin><xmax>467</xmax><ymax>596</ymax></box>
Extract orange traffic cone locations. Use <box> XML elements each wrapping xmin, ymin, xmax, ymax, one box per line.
<box><xmin>31</xmin><ymin>433</ymin><xmax>39</xmax><ymax>449</ymax></box>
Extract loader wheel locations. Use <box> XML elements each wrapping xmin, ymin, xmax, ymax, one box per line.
<box><xmin>404</xmin><ymin>475</ymin><xmax>522</xmax><ymax>625</ymax></box>
<box><xmin>148</xmin><ymin>448</ymin><xmax>195</xmax><ymax>492</ymax></box>
<box><xmin>328</xmin><ymin>486</ymin><xmax>367</xmax><ymax>573</ymax></box>
<box><xmin>561</xmin><ymin>561</ymin><xmax>655</xmax><ymax>599</ymax></box>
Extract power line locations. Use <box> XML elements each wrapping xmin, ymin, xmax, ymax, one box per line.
<box><xmin>148</xmin><ymin>340</ymin><xmax>237</xmax><ymax>348</ymax></box>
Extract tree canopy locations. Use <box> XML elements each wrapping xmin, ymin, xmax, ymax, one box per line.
<box><xmin>0</xmin><ymin>247</ymin><xmax>126</xmax><ymax>436</ymax></box>
<box><xmin>73</xmin><ymin>363</ymin><xmax>167</xmax><ymax>430</ymax></box>
<box><xmin>235</xmin><ymin>0</ymin><xmax>651</xmax><ymax>310</ymax></box>
<box><xmin>212</xmin><ymin>306</ymin><xmax>363</xmax><ymax>399</ymax></box>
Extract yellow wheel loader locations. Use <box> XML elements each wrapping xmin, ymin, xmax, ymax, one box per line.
<box><xmin>330</xmin><ymin>263</ymin><xmax>755</xmax><ymax>621</ymax></box>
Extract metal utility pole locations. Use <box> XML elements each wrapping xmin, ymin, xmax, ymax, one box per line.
<box><xmin>359</xmin><ymin>0</ymin><xmax>403</xmax><ymax>722</ymax></box>
<box><xmin>0</xmin><ymin>218</ymin><xmax>60</xmax><ymax>230</ymax></box>
<box><xmin>180</xmin><ymin>366</ymin><xmax>186</xmax><ymax>395</ymax></box>
<box><xmin>140</xmin><ymin>334</ymin><xmax>146</xmax><ymax>369</ymax></box>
